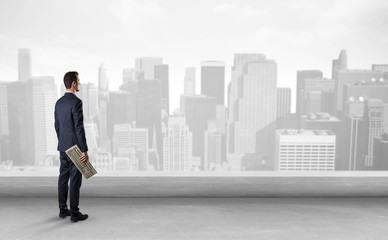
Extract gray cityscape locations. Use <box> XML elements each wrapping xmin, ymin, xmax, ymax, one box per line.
<box><xmin>1</xmin><ymin>47</ymin><xmax>387</xmax><ymax>174</ymax></box>
<box><xmin>1</xmin><ymin>0</ymin><xmax>386</xmax><ymax>176</ymax></box>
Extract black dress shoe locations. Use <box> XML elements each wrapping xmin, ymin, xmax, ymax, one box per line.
<box><xmin>70</xmin><ymin>212</ymin><xmax>88</xmax><ymax>223</ymax></box>
<box><xmin>59</xmin><ymin>209</ymin><xmax>71</xmax><ymax>219</ymax></box>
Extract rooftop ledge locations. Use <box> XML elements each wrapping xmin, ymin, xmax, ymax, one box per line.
<box><xmin>1</xmin><ymin>171</ymin><xmax>388</xmax><ymax>198</ymax></box>
<box><xmin>1</xmin><ymin>170</ymin><xmax>388</xmax><ymax>177</ymax></box>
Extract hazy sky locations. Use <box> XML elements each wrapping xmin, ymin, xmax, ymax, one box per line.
<box><xmin>0</xmin><ymin>0</ymin><xmax>387</xmax><ymax>112</ymax></box>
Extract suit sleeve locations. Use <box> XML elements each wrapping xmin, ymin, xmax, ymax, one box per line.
<box><xmin>54</xmin><ymin>105</ymin><xmax>59</xmax><ymax>139</ymax></box>
<box><xmin>72</xmin><ymin>100</ymin><xmax>88</xmax><ymax>152</ymax></box>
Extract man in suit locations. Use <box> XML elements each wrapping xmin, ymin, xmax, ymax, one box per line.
<box><xmin>55</xmin><ymin>71</ymin><xmax>89</xmax><ymax>222</ymax></box>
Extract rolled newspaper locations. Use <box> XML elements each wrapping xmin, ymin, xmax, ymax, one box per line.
<box><xmin>65</xmin><ymin>145</ymin><xmax>97</xmax><ymax>179</ymax></box>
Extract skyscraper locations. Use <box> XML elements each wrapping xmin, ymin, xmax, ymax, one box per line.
<box><xmin>277</xmin><ymin>87</ymin><xmax>291</xmax><ymax>118</ymax></box>
<box><xmin>98</xmin><ymin>63</ymin><xmax>108</xmax><ymax>92</ymax></box>
<box><xmin>0</xmin><ymin>82</ymin><xmax>9</xmax><ymax>136</ymax></box>
<box><xmin>184</xmin><ymin>67</ymin><xmax>196</xmax><ymax>95</ymax></box>
<box><xmin>163</xmin><ymin>114</ymin><xmax>192</xmax><ymax>171</ymax></box>
<box><xmin>204</xmin><ymin>120</ymin><xmax>225</xmax><ymax>171</ymax></box>
<box><xmin>18</xmin><ymin>48</ymin><xmax>32</xmax><ymax>82</ymax></box>
<box><xmin>363</xmin><ymin>99</ymin><xmax>387</xmax><ymax>168</ymax></box>
<box><xmin>137</xmin><ymin>80</ymin><xmax>163</xmax><ymax>170</ymax></box>
<box><xmin>6</xmin><ymin>81</ymin><xmax>31</xmax><ymax>166</ymax></box>
<box><xmin>275</xmin><ymin>129</ymin><xmax>335</xmax><ymax>171</ymax></box>
<box><xmin>332</xmin><ymin>49</ymin><xmax>348</xmax><ymax>80</ymax></box>
<box><xmin>0</xmin><ymin>82</ymin><xmax>9</xmax><ymax>162</ymax></box>
<box><xmin>29</xmin><ymin>76</ymin><xmax>57</xmax><ymax>165</ymax></box>
<box><xmin>201</xmin><ymin>61</ymin><xmax>225</xmax><ymax>105</ymax></box>
<box><xmin>296</xmin><ymin>70</ymin><xmax>323</xmax><ymax>116</ymax></box>
<box><xmin>155</xmin><ymin>64</ymin><xmax>170</xmax><ymax>115</ymax></box>
<box><xmin>341</xmin><ymin>100</ymin><xmax>367</xmax><ymax>171</ymax></box>
<box><xmin>227</xmin><ymin>54</ymin><xmax>277</xmax><ymax>160</ymax></box>
<box><xmin>98</xmin><ymin>63</ymin><xmax>109</xmax><ymax>143</ymax></box>
<box><xmin>180</xmin><ymin>95</ymin><xmax>217</xmax><ymax>169</ymax></box>
<box><xmin>78</xmin><ymin>82</ymin><xmax>98</xmax><ymax>122</ymax></box>
<box><xmin>135</xmin><ymin>57</ymin><xmax>163</xmax><ymax>80</ymax></box>
<box><xmin>108</xmin><ymin>91</ymin><xmax>137</xmax><ymax>138</ymax></box>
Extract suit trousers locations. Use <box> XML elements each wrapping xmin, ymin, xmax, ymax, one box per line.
<box><xmin>58</xmin><ymin>151</ymin><xmax>82</xmax><ymax>214</ymax></box>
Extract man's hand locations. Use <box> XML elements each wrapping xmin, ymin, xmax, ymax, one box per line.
<box><xmin>80</xmin><ymin>152</ymin><xmax>89</xmax><ymax>163</ymax></box>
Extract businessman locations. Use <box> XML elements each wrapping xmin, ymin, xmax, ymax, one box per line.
<box><xmin>54</xmin><ymin>71</ymin><xmax>89</xmax><ymax>223</ymax></box>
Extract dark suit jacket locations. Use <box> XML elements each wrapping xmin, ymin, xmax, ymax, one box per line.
<box><xmin>54</xmin><ymin>92</ymin><xmax>88</xmax><ymax>153</ymax></box>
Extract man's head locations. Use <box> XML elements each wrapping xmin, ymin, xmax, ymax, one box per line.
<box><xmin>63</xmin><ymin>71</ymin><xmax>80</xmax><ymax>92</ymax></box>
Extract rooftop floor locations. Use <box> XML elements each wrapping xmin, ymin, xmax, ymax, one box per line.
<box><xmin>1</xmin><ymin>197</ymin><xmax>388</xmax><ymax>240</ymax></box>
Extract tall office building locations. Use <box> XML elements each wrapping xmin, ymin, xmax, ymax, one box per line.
<box><xmin>112</xmin><ymin>124</ymin><xmax>149</xmax><ymax>171</ymax></box>
<box><xmin>155</xmin><ymin>64</ymin><xmax>170</xmax><ymax>115</ymax></box>
<box><xmin>98</xmin><ymin>63</ymin><xmax>109</xmax><ymax>92</ymax></box>
<box><xmin>275</xmin><ymin>129</ymin><xmax>335</xmax><ymax>171</ymax></box>
<box><xmin>0</xmin><ymin>82</ymin><xmax>9</xmax><ymax>136</ymax></box>
<box><xmin>163</xmin><ymin>114</ymin><xmax>192</xmax><ymax>171</ymax></box>
<box><xmin>108</xmin><ymin>91</ymin><xmax>137</xmax><ymax>138</ymax></box>
<box><xmin>215</xmin><ymin>105</ymin><xmax>227</xmax><ymax>134</ymax></box>
<box><xmin>137</xmin><ymin>80</ymin><xmax>163</xmax><ymax>170</ymax></box>
<box><xmin>332</xmin><ymin>49</ymin><xmax>348</xmax><ymax>80</ymax></box>
<box><xmin>18</xmin><ymin>48</ymin><xmax>32</xmax><ymax>82</ymax></box>
<box><xmin>363</xmin><ymin>99</ymin><xmax>387</xmax><ymax>168</ymax></box>
<box><xmin>341</xmin><ymin>100</ymin><xmax>367</xmax><ymax>171</ymax></box>
<box><xmin>78</xmin><ymin>82</ymin><xmax>98</xmax><ymax>122</ymax></box>
<box><xmin>184</xmin><ymin>67</ymin><xmax>196</xmax><ymax>95</ymax></box>
<box><xmin>98</xmin><ymin>63</ymin><xmax>109</xmax><ymax>142</ymax></box>
<box><xmin>227</xmin><ymin>54</ymin><xmax>277</xmax><ymax>160</ymax></box>
<box><xmin>334</xmin><ymin>70</ymin><xmax>384</xmax><ymax>117</ymax></box>
<box><xmin>0</xmin><ymin>82</ymin><xmax>9</xmax><ymax>162</ymax></box>
<box><xmin>135</xmin><ymin>57</ymin><xmax>163</xmax><ymax>80</ymax></box>
<box><xmin>277</xmin><ymin>87</ymin><xmax>291</xmax><ymax>118</ymax></box>
<box><xmin>180</xmin><ymin>95</ymin><xmax>217</xmax><ymax>169</ymax></box>
<box><xmin>204</xmin><ymin>120</ymin><xmax>225</xmax><ymax>171</ymax></box>
<box><xmin>30</xmin><ymin>77</ymin><xmax>57</xmax><ymax>165</ymax></box>
<box><xmin>201</xmin><ymin>61</ymin><xmax>225</xmax><ymax>105</ymax></box>
<box><xmin>6</xmin><ymin>81</ymin><xmax>31</xmax><ymax>166</ymax></box>
<box><xmin>296</xmin><ymin>70</ymin><xmax>323</xmax><ymax>115</ymax></box>
<box><xmin>340</xmin><ymin>79</ymin><xmax>388</xmax><ymax>170</ymax></box>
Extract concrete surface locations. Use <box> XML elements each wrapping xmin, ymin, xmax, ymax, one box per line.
<box><xmin>1</xmin><ymin>197</ymin><xmax>388</xmax><ymax>240</ymax></box>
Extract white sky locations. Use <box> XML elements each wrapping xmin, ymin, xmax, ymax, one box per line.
<box><xmin>0</xmin><ymin>0</ymin><xmax>387</xmax><ymax>112</ymax></box>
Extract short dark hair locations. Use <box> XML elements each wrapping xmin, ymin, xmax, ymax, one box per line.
<box><xmin>63</xmin><ymin>71</ymin><xmax>79</xmax><ymax>89</ymax></box>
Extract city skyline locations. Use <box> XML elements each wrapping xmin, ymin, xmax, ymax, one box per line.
<box><xmin>1</xmin><ymin>47</ymin><xmax>388</xmax><ymax>172</ymax></box>
<box><xmin>1</xmin><ymin>0</ymin><xmax>388</xmax><ymax>112</ymax></box>
<box><xmin>1</xmin><ymin>1</ymin><xmax>388</xmax><ymax>174</ymax></box>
